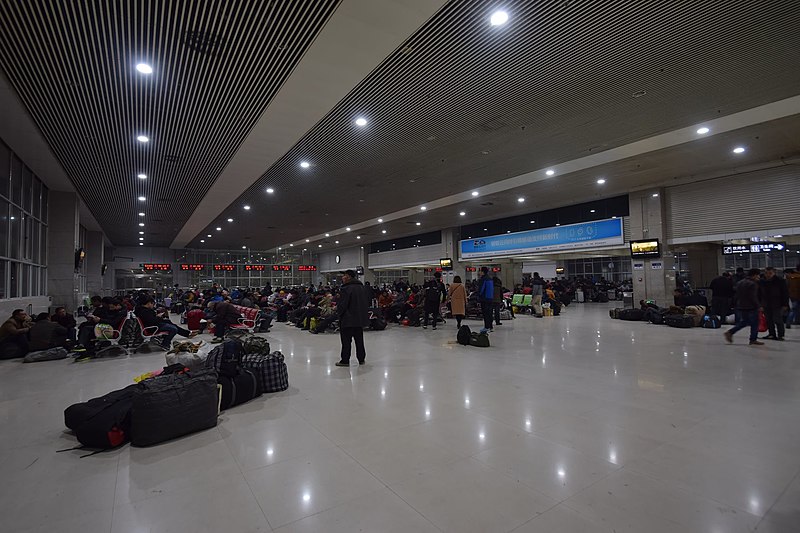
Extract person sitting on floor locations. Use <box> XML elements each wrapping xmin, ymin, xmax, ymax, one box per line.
<box><xmin>0</xmin><ymin>309</ymin><xmax>33</xmax><ymax>359</ymax></box>
<box><xmin>76</xmin><ymin>297</ymin><xmax>128</xmax><ymax>351</ymax></box>
<box><xmin>28</xmin><ymin>312</ymin><xmax>69</xmax><ymax>351</ymax></box>
<box><xmin>51</xmin><ymin>306</ymin><xmax>77</xmax><ymax>341</ymax></box>
<box><xmin>135</xmin><ymin>298</ymin><xmax>197</xmax><ymax>347</ymax></box>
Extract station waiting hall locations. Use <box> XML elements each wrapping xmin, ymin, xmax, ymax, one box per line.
<box><xmin>0</xmin><ymin>1</ymin><xmax>799</xmax><ymax>532</ymax></box>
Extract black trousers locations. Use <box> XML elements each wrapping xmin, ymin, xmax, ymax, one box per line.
<box><xmin>711</xmin><ymin>297</ymin><xmax>731</xmax><ymax>320</ymax></box>
<box><xmin>764</xmin><ymin>306</ymin><xmax>785</xmax><ymax>338</ymax></box>
<box><xmin>481</xmin><ymin>301</ymin><xmax>493</xmax><ymax>330</ymax></box>
<box><xmin>423</xmin><ymin>305</ymin><xmax>440</xmax><ymax>327</ymax></box>
<box><xmin>340</xmin><ymin>326</ymin><xmax>366</xmax><ymax>363</ymax></box>
<box><xmin>493</xmin><ymin>302</ymin><xmax>502</xmax><ymax>324</ymax></box>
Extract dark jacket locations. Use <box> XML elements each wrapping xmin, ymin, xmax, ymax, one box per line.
<box><xmin>134</xmin><ymin>305</ymin><xmax>165</xmax><ymax>329</ymax></box>
<box><xmin>0</xmin><ymin>317</ymin><xmax>30</xmax><ymax>342</ymax></box>
<box><xmin>424</xmin><ymin>279</ymin><xmax>445</xmax><ymax>308</ymax></box>
<box><xmin>94</xmin><ymin>306</ymin><xmax>128</xmax><ymax>326</ymax></box>
<box><xmin>760</xmin><ymin>276</ymin><xmax>789</xmax><ymax>309</ymax></box>
<box><xmin>734</xmin><ymin>278</ymin><xmax>761</xmax><ymax>310</ymax></box>
<box><xmin>29</xmin><ymin>320</ymin><xmax>68</xmax><ymax>351</ymax></box>
<box><xmin>212</xmin><ymin>301</ymin><xmax>242</xmax><ymax>326</ymax></box>
<box><xmin>52</xmin><ymin>313</ymin><xmax>77</xmax><ymax>329</ymax></box>
<box><xmin>492</xmin><ymin>277</ymin><xmax>503</xmax><ymax>303</ymax></box>
<box><xmin>709</xmin><ymin>276</ymin><xmax>734</xmax><ymax>299</ymax></box>
<box><xmin>337</xmin><ymin>279</ymin><xmax>369</xmax><ymax>328</ymax></box>
<box><xmin>478</xmin><ymin>274</ymin><xmax>494</xmax><ymax>302</ymax></box>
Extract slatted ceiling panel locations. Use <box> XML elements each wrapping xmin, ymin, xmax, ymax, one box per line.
<box><xmin>665</xmin><ymin>166</ymin><xmax>800</xmax><ymax>241</ymax></box>
<box><xmin>213</xmin><ymin>0</ymin><xmax>800</xmax><ymax>249</ymax></box>
<box><xmin>0</xmin><ymin>0</ymin><xmax>340</xmax><ymax>246</ymax></box>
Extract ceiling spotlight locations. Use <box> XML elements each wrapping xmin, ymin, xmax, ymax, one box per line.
<box><xmin>596</xmin><ymin>178</ymin><xmax>606</xmax><ymax>184</ymax></box>
<box><xmin>207</xmin><ymin>234</ymin><xmax>211</xmax><ymax>238</ymax></box>
<box><xmin>556</xmin><ymin>223</ymin><xmax>561</xmax><ymax>226</ymax></box>
<box><xmin>242</xmin><ymin>246</ymin><xmax>247</xmax><ymax>249</ymax></box>
<box><xmin>652</xmin><ymin>193</ymin><xmax>659</xmax><ymax>197</ymax></box>
<box><xmin>490</xmin><ymin>10</ymin><xmax>509</xmax><ymax>26</ymax></box>
<box><xmin>733</xmin><ymin>146</ymin><xmax>746</xmax><ymax>154</ymax></box>
<box><xmin>200</xmin><ymin>239</ymin><xmax>205</xmax><ymax>243</ymax></box>
<box><xmin>138</xmin><ymin>222</ymin><xmax>144</xmax><ymax>227</ymax></box>
<box><xmin>138</xmin><ymin>212</ymin><xmax>145</xmax><ymax>216</ymax></box>
<box><xmin>215</xmin><ymin>227</ymin><xmax>221</xmax><ymax>231</ymax></box>
<box><xmin>471</xmin><ymin>191</ymin><xmax>479</xmax><ymax>197</ymax></box>
<box><xmin>346</xmin><ymin>227</ymin><xmax>351</xmax><ymax>231</ymax></box>
<box><xmin>420</xmin><ymin>206</ymin><xmax>427</xmax><ymax>211</ymax></box>
<box><xmin>696</xmin><ymin>127</ymin><xmax>710</xmax><ymax>134</ymax></box>
<box><xmin>318</xmin><ymin>244</ymin><xmax>322</xmax><ymax>248</ymax></box>
<box><xmin>459</xmin><ymin>211</ymin><xmax>466</xmax><ymax>216</ymax></box>
<box><xmin>138</xmin><ymin>231</ymin><xmax>144</xmax><ymax>235</ymax></box>
<box><xmin>355</xmin><ymin>117</ymin><xmax>367</xmax><ymax>127</ymax></box>
<box><xmin>612</xmin><ymin>216</ymin><xmax>618</xmax><ymax>219</ymax></box>
<box><xmin>136</xmin><ymin>135</ymin><xmax>149</xmax><ymax>143</ymax></box>
<box><xmin>227</xmin><ymin>218</ymin><xmax>233</xmax><ymax>222</ymax></box>
<box><xmin>356</xmin><ymin>236</ymin><xmax>361</xmax><ymax>239</ymax></box>
<box><xmin>305</xmin><ymin>239</ymin><xmax>310</xmax><ymax>242</ymax></box>
<box><xmin>266</xmin><ymin>188</ymin><xmax>274</xmax><ymax>194</ymax></box>
<box><xmin>138</xmin><ymin>196</ymin><xmax>146</xmax><ymax>201</ymax></box>
<box><xmin>138</xmin><ymin>237</ymin><xmax>144</xmax><ymax>241</ymax></box>
<box><xmin>243</xmin><ymin>205</ymin><xmax>250</xmax><ymax>210</ymax></box>
<box><xmin>517</xmin><ymin>197</ymin><xmax>525</xmax><ymax>203</ymax></box>
<box><xmin>416</xmin><ymin>222</ymin><xmax>421</xmax><ymax>226</ymax></box>
<box><xmin>382</xmin><ymin>230</ymin><xmax>387</xmax><ymax>234</ymax></box>
<box><xmin>137</xmin><ymin>173</ymin><xmax>147</xmax><ymax>179</ymax></box>
<box><xmin>335</xmin><ymin>240</ymin><xmax>339</xmax><ymax>244</ymax></box>
<box><xmin>289</xmin><ymin>243</ymin><xmax>294</xmax><ymax>247</ymax></box>
<box><xmin>530</xmin><ymin>220</ymin><xmax>535</xmax><ymax>224</ymax></box>
<box><xmin>300</xmin><ymin>161</ymin><xmax>310</xmax><ymax>168</ymax></box>
<box><xmin>139</xmin><ymin>242</ymin><xmax>144</xmax><ymax>246</ymax></box>
<box><xmin>545</xmin><ymin>169</ymin><xmax>555</xmax><ymax>176</ymax></box>
<box><xmin>325</xmin><ymin>233</ymin><xmax>330</xmax><ymax>237</ymax></box>
<box><xmin>590</xmin><ymin>209</ymin><xmax>596</xmax><ymax>213</ymax></box>
<box><xmin>135</xmin><ymin>63</ymin><xmax>153</xmax><ymax>74</ymax></box>
<box><xmin>377</xmin><ymin>218</ymin><xmax>383</xmax><ymax>223</ymax></box>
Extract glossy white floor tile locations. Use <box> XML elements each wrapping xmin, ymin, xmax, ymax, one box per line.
<box><xmin>1</xmin><ymin>303</ymin><xmax>798</xmax><ymax>532</ymax></box>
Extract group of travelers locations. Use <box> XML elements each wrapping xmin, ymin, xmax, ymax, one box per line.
<box><xmin>0</xmin><ymin>307</ymin><xmax>77</xmax><ymax>359</ymax></box>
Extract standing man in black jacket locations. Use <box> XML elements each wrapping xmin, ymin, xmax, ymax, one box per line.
<box><xmin>335</xmin><ymin>270</ymin><xmax>369</xmax><ymax>366</ymax></box>
<box><xmin>709</xmin><ymin>272</ymin><xmax>734</xmax><ymax>320</ymax></box>
<box><xmin>724</xmin><ymin>268</ymin><xmax>763</xmax><ymax>345</ymax></box>
<box><xmin>760</xmin><ymin>266</ymin><xmax>789</xmax><ymax>341</ymax></box>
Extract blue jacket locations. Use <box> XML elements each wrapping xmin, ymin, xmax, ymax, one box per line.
<box><xmin>479</xmin><ymin>274</ymin><xmax>494</xmax><ymax>302</ymax></box>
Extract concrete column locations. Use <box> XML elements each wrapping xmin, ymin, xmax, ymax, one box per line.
<box><xmin>441</xmin><ymin>227</ymin><xmax>462</xmax><ymax>282</ymax></box>
<box><xmin>686</xmin><ymin>243</ymin><xmax>722</xmax><ymax>288</ymax></box>
<box><xmin>359</xmin><ymin>246</ymin><xmax>375</xmax><ymax>285</ymax></box>
<box><xmin>628</xmin><ymin>189</ymin><xmax>676</xmax><ymax>306</ymax></box>
<box><xmin>46</xmin><ymin>191</ymin><xmax>80</xmax><ymax>310</ymax></box>
<box><xmin>85</xmin><ymin>231</ymin><xmax>104</xmax><ymax>295</ymax></box>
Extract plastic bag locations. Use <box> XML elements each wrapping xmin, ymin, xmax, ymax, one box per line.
<box><xmin>758</xmin><ymin>311</ymin><xmax>768</xmax><ymax>333</ymax></box>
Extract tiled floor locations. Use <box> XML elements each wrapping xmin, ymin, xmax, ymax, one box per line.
<box><xmin>1</xmin><ymin>304</ymin><xmax>798</xmax><ymax>532</ymax></box>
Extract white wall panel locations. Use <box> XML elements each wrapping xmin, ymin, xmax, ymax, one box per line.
<box><xmin>369</xmin><ymin>244</ymin><xmax>442</xmax><ymax>269</ymax></box>
<box><xmin>319</xmin><ymin>247</ymin><xmax>361</xmax><ymax>272</ymax></box>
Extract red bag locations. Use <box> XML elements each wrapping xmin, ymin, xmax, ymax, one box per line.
<box><xmin>758</xmin><ymin>311</ymin><xmax>768</xmax><ymax>333</ymax></box>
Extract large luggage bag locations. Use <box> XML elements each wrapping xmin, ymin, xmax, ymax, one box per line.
<box><xmin>618</xmin><ymin>309</ymin><xmax>645</xmax><ymax>321</ymax></box>
<box><xmin>609</xmin><ymin>308</ymin><xmax>624</xmax><ymax>319</ymax></box>
<box><xmin>205</xmin><ymin>338</ymin><xmax>244</xmax><ymax>375</ymax></box>
<box><xmin>457</xmin><ymin>325</ymin><xmax>471</xmax><ymax>345</ymax></box>
<box><xmin>64</xmin><ymin>384</ymin><xmax>138</xmax><ymax>451</ymax></box>
<box><xmin>240</xmin><ymin>351</ymin><xmax>289</xmax><ymax>393</ymax></box>
<box><xmin>130</xmin><ymin>369</ymin><xmax>219</xmax><ymax>447</ymax></box>
<box><xmin>186</xmin><ymin>309</ymin><xmax>205</xmax><ymax>331</ymax></box>
<box><xmin>665</xmin><ymin>314</ymin><xmax>694</xmax><ymax>328</ymax></box>
<box><xmin>219</xmin><ymin>368</ymin><xmax>262</xmax><ymax>410</ymax></box>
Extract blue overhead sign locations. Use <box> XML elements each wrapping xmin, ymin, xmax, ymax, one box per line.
<box><xmin>460</xmin><ymin>218</ymin><xmax>625</xmax><ymax>259</ymax></box>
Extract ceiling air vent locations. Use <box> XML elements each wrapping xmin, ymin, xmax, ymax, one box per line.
<box><xmin>185</xmin><ymin>29</ymin><xmax>223</xmax><ymax>54</ymax></box>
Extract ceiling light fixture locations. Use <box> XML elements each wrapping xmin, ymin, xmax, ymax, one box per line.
<box><xmin>652</xmin><ymin>193</ymin><xmax>659</xmax><ymax>197</ymax></box>
<box><xmin>356</xmin><ymin>236</ymin><xmax>361</xmax><ymax>239</ymax></box>
<box><xmin>325</xmin><ymin>233</ymin><xmax>330</xmax><ymax>237</ymax></box>
<box><xmin>135</xmin><ymin>63</ymin><xmax>153</xmax><ymax>74</ymax></box>
<box><xmin>136</xmin><ymin>135</ymin><xmax>149</xmax><ymax>143</ymax></box>
<box><xmin>517</xmin><ymin>197</ymin><xmax>525</xmax><ymax>203</ymax></box>
<box><xmin>346</xmin><ymin>227</ymin><xmax>351</xmax><ymax>231</ymax></box>
<box><xmin>242</xmin><ymin>246</ymin><xmax>247</xmax><ymax>249</ymax></box>
<box><xmin>289</xmin><ymin>243</ymin><xmax>294</xmax><ymax>247</ymax></box>
<box><xmin>300</xmin><ymin>161</ymin><xmax>310</xmax><ymax>168</ymax></box>
<box><xmin>137</xmin><ymin>173</ymin><xmax>147</xmax><ymax>179</ymax></box>
<box><xmin>733</xmin><ymin>146</ymin><xmax>746</xmax><ymax>154</ymax></box>
<box><xmin>696</xmin><ymin>127</ymin><xmax>710</xmax><ymax>134</ymax></box>
<box><xmin>139</xmin><ymin>242</ymin><xmax>143</xmax><ymax>246</ymax></box>
<box><xmin>459</xmin><ymin>211</ymin><xmax>466</xmax><ymax>216</ymax></box>
<box><xmin>138</xmin><ymin>231</ymin><xmax>144</xmax><ymax>235</ymax></box>
<box><xmin>471</xmin><ymin>191</ymin><xmax>479</xmax><ymax>197</ymax></box>
<box><xmin>138</xmin><ymin>237</ymin><xmax>143</xmax><ymax>241</ymax></box>
<box><xmin>335</xmin><ymin>240</ymin><xmax>339</xmax><ymax>244</ymax></box>
<box><xmin>138</xmin><ymin>212</ymin><xmax>145</xmax><ymax>216</ymax></box>
<box><xmin>420</xmin><ymin>206</ymin><xmax>427</xmax><ymax>211</ymax></box>
<box><xmin>138</xmin><ymin>223</ymin><xmax>144</xmax><ymax>227</ymax></box>
<box><xmin>490</xmin><ymin>10</ymin><xmax>509</xmax><ymax>26</ymax></box>
<box><xmin>200</xmin><ymin>239</ymin><xmax>205</xmax><ymax>243</ymax></box>
<box><xmin>416</xmin><ymin>222</ymin><xmax>421</xmax><ymax>226</ymax></box>
<box><xmin>556</xmin><ymin>223</ymin><xmax>561</xmax><ymax>226</ymax></box>
<box><xmin>377</xmin><ymin>218</ymin><xmax>383</xmax><ymax>223</ymax></box>
<box><xmin>596</xmin><ymin>178</ymin><xmax>606</xmax><ymax>184</ymax></box>
<box><xmin>216</xmin><ymin>227</ymin><xmax>221</xmax><ymax>231</ymax></box>
<box><xmin>227</xmin><ymin>218</ymin><xmax>233</xmax><ymax>222</ymax></box>
<box><xmin>382</xmin><ymin>230</ymin><xmax>387</xmax><ymax>234</ymax></box>
<box><xmin>266</xmin><ymin>188</ymin><xmax>274</xmax><ymax>194</ymax></box>
<box><xmin>590</xmin><ymin>209</ymin><xmax>596</xmax><ymax>213</ymax></box>
<box><xmin>305</xmin><ymin>239</ymin><xmax>310</xmax><ymax>242</ymax></box>
<box><xmin>355</xmin><ymin>117</ymin><xmax>367</xmax><ymax>127</ymax></box>
<box><xmin>243</xmin><ymin>205</ymin><xmax>250</xmax><ymax>210</ymax></box>
<box><xmin>138</xmin><ymin>196</ymin><xmax>146</xmax><ymax>201</ymax></box>
<box><xmin>318</xmin><ymin>244</ymin><xmax>322</xmax><ymax>248</ymax></box>
<box><xmin>530</xmin><ymin>220</ymin><xmax>535</xmax><ymax>223</ymax></box>
<box><xmin>545</xmin><ymin>169</ymin><xmax>555</xmax><ymax>176</ymax></box>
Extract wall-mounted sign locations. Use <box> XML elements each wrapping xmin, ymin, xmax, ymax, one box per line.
<box><xmin>651</xmin><ymin>261</ymin><xmax>663</xmax><ymax>270</ymax></box>
<box><xmin>491</xmin><ymin>266</ymin><xmax>502</xmax><ymax>273</ymax></box>
<box><xmin>630</xmin><ymin>239</ymin><xmax>661</xmax><ymax>258</ymax></box>
<box><xmin>722</xmin><ymin>241</ymin><xmax>786</xmax><ymax>254</ymax></box>
<box><xmin>297</xmin><ymin>265</ymin><xmax>317</xmax><ymax>272</ymax></box>
<box><xmin>439</xmin><ymin>258</ymin><xmax>453</xmax><ymax>270</ymax></box>
<box><xmin>460</xmin><ymin>218</ymin><xmax>624</xmax><ymax>259</ymax></box>
<box><xmin>465</xmin><ymin>266</ymin><xmax>478</xmax><ymax>272</ymax></box>
<box><xmin>213</xmin><ymin>264</ymin><xmax>235</xmax><ymax>271</ymax></box>
<box><xmin>270</xmin><ymin>265</ymin><xmax>291</xmax><ymax>272</ymax></box>
<box><xmin>424</xmin><ymin>267</ymin><xmax>444</xmax><ymax>273</ymax></box>
<box><xmin>142</xmin><ymin>263</ymin><xmax>171</xmax><ymax>271</ymax></box>
<box><xmin>633</xmin><ymin>262</ymin><xmax>645</xmax><ymax>270</ymax></box>
<box><xmin>245</xmin><ymin>265</ymin><xmax>266</xmax><ymax>271</ymax></box>
<box><xmin>180</xmin><ymin>264</ymin><xmax>204</xmax><ymax>271</ymax></box>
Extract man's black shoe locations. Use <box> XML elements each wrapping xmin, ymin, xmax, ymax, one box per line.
<box><xmin>335</xmin><ymin>360</ymin><xmax>350</xmax><ymax>367</ymax></box>
<box><xmin>358</xmin><ymin>359</ymin><xmax>366</xmax><ymax>365</ymax></box>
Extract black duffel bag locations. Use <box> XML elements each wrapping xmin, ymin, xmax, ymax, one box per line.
<box><xmin>618</xmin><ymin>309</ymin><xmax>645</xmax><ymax>321</ymax></box>
<box><xmin>130</xmin><ymin>369</ymin><xmax>219</xmax><ymax>447</ymax></box>
<box><xmin>219</xmin><ymin>368</ymin><xmax>262</xmax><ymax>410</ymax></box>
<box><xmin>64</xmin><ymin>384</ymin><xmax>138</xmax><ymax>452</ymax></box>
<box><xmin>665</xmin><ymin>314</ymin><xmax>694</xmax><ymax>328</ymax></box>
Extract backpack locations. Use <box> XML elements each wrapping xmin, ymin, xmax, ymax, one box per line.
<box><xmin>369</xmin><ymin>316</ymin><xmax>387</xmax><ymax>331</ymax></box>
<box><xmin>469</xmin><ymin>332</ymin><xmax>490</xmax><ymax>348</ymax></box>
<box><xmin>406</xmin><ymin>307</ymin><xmax>421</xmax><ymax>327</ymax></box>
<box><xmin>457</xmin><ymin>325</ymin><xmax>472</xmax><ymax>345</ymax></box>
<box><xmin>205</xmin><ymin>338</ymin><xmax>244</xmax><ymax>376</ymax></box>
<box><xmin>62</xmin><ymin>384</ymin><xmax>138</xmax><ymax>456</ymax></box>
<box><xmin>702</xmin><ymin>315</ymin><xmax>721</xmax><ymax>329</ymax></box>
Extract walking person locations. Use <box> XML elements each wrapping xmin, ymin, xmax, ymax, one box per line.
<box><xmin>422</xmin><ymin>272</ymin><xmax>445</xmax><ymax>330</ymax></box>
<box><xmin>492</xmin><ymin>274</ymin><xmax>504</xmax><ymax>326</ymax></box>
<box><xmin>724</xmin><ymin>268</ymin><xmax>764</xmax><ymax>345</ymax></box>
<box><xmin>785</xmin><ymin>265</ymin><xmax>800</xmax><ymax>328</ymax></box>
<box><xmin>760</xmin><ymin>266</ymin><xmax>789</xmax><ymax>341</ymax></box>
<box><xmin>447</xmin><ymin>275</ymin><xmax>467</xmax><ymax>329</ymax></box>
<box><xmin>478</xmin><ymin>267</ymin><xmax>494</xmax><ymax>334</ymax></box>
<box><xmin>335</xmin><ymin>270</ymin><xmax>369</xmax><ymax>366</ymax></box>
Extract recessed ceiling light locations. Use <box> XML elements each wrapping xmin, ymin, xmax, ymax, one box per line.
<box><xmin>483</xmin><ymin>228</ymin><xmax>488</xmax><ymax>231</ymax></box>
<box><xmin>420</xmin><ymin>206</ymin><xmax>427</xmax><ymax>210</ymax></box>
<box><xmin>517</xmin><ymin>197</ymin><xmax>525</xmax><ymax>203</ymax></box>
<box><xmin>335</xmin><ymin>240</ymin><xmax>339</xmax><ymax>244</ymax></box>
<box><xmin>138</xmin><ymin>212</ymin><xmax>145</xmax><ymax>216</ymax></box>
<box><xmin>135</xmin><ymin>63</ymin><xmax>153</xmax><ymax>74</ymax></box>
<box><xmin>200</xmin><ymin>239</ymin><xmax>205</xmax><ymax>243</ymax></box>
<box><xmin>216</xmin><ymin>227</ymin><xmax>221</xmax><ymax>231</ymax></box>
<box><xmin>227</xmin><ymin>218</ymin><xmax>233</xmax><ymax>222</ymax></box>
<box><xmin>596</xmin><ymin>178</ymin><xmax>606</xmax><ymax>184</ymax></box>
<box><xmin>590</xmin><ymin>209</ymin><xmax>596</xmax><ymax>213</ymax></box>
<box><xmin>265</xmin><ymin>188</ymin><xmax>275</xmax><ymax>195</ymax></box>
<box><xmin>138</xmin><ymin>223</ymin><xmax>144</xmax><ymax>227</ymax></box>
<box><xmin>490</xmin><ymin>10</ymin><xmax>509</xmax><ymax>26</ymax></box>
<box><xmin>318</xmin><ymin>244</ymin><xmax>322</xmax><ymax>248</ymax></box>
<box><xmin>305</xmin><ymin>239</ymin><xmax>310</xmax><ymax>242</ymax></box>
<box><xmin>325</xmin><ymin>233</ymin><xmax>330</xmax><ymax>237</ymax></box>
<box><xmin>136</xmin><ymin>135</ymin><xmax>149</xmax><ymax>143</ymax></box>
<box><xmin>377</xmin><ymin>218</ymin><xmax>383</xmax><ymax>223</ymax></box>
<box><xmin>416</xmin><ymin>222</ymin><xmax>421</xmax><ymax>226</ymax></box>
<box><xmin>355</xmin><ymin>117</ymin><xmax>367</xmax><ymax>127</ymax></box>
<box><xmin>243</xmin><ymin>205</ymin><xmax>250</xmax><ymax>210</ymax></box>
<box><xmin>300</xmin><ymin>161</ymin><xmax>310</xmax><ymax>168</ymax></box>
<box><xmin>346</xmin><ymin>227</ymin><xmax>351</xmax><ymax>231</ymax></box>
<box><xmin>612</xmin><ymin>216</ymin><xmax>618</xmax><ymax>219</ymax></box>
<box><xmin>356</xmin><ymin>236</ymin><xmax>361</xmax><ymax>239</ymax></box>
<box><xmin>207</xmin><ymin>234</ymin><xmax>211</xmax><ymax>237</ymax></box>
<box><xmin>733</xmin><ymin>146</ymin><xmax>746</xmax><ymax>154</ymax></box>
<box><xmin>471</xmin><ymin>191</ymin><xmax>479</xmax><ymax>197</ymax></box>
<box><xmin>138</xmin><ymin>237</ymin><xmax>144</xmax><ymax>240</ymax></box>
<box><xmin>545</xmin><ymin>169</ymin><xmax>555</xmax><ymax>176</ymax></box>
<box><xmin>138</xmin><ymin>196</ymin><xmax>146</xmax><ymax>201</ymax></box>
<box><xmin>381</xmin><ymin>230</ymin><xmax>387</xmax><ymax>234</ymax></box>
<box><xmin>277</xmin><ymin>247</ymin><xmax>281</xmax><ymax>250</ymax></box>
<box><xmin>530</xmin><ymin>220</ymin><xmax>535</xmax><ymax>223</ymax></box>
<box><xmin>139</xmin><ymin>242</ymin><xmax>144</xmax><ymax>246</ymax></box>
<box><xmin>556</xmin><ymin>223</ymin><xmax>561</xmax><ymax>226</ymax></box>
<box><xmin>138</xmin><ymin>231</ymin><xmax>144</xmax><ymax>235</ymax></box>
<box><xmin>242</xmin><ymin>246</ymin><xmax>247</xmax><ymax>249</ymax></box>
<box><xmin>652</xmin><ymin>193</ymin><xmax>659</xmax><ymax>197</ymax></box>
<box><xmin>696</xmin><ymin>127</ymin><xmax>710</xmax><ymax>134</ymax></box>
<box><xmin>459</xmin><ymin>211</ymin><xmax>466</xmax><ymax>216</ymax></box>
<box><xmin>137</xmin><ymin>173</ymin><xmax>147</xmax><ymax>179</ymax></box>
<box><xmin>289</xmin><ymin>243</ymin><xmax>294</xmax><ymax>247</ymax></box>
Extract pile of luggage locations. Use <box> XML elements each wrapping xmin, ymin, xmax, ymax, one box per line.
<box><xmin>610</xmin><ymin>304</ymin><xmax>722</xmax><ymax>329</ymax></box>
<box><xmin>61</xmin><ymin>337</ymin><xmax>288</xmax><ymax>456</ymax></box>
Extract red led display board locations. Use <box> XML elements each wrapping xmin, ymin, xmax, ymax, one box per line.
<box><xmin>465</xmin><ymin>266</ymin><xmax>477</xmax><ymax>272</ymax></box>
<box><xmin>213</xmin><ymin>264</ymin><xmax>235</xmax><ymax>271</ymax></box>
<box><xmin>180</xmin><ymin>264</ymin><xmax>204</xmax><ymax>271</ymax></box>
<box><xmin>297</xmin><ymin>265</ymin><xmax>317</xmax><ymax>271</ymax></box>
<box><xmin>142</xmin><ymin>263</ymin><xmax>171</xmax><ymax>271</ymax></box>
<box><xmin>271</xmin><ymin>265</ymin><xmax>291</xmax><ymax>271</ymax></box>
<box><xmin>491</xmin><ymin>266</ymin><xmax>502</xmax><ymax>272</ymax></box>
<box><xmin>245</xmin><ymin>265</ymin><xmax>266</xmax><ymax>271</ymax></box>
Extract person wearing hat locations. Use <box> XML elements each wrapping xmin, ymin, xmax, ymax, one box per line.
<box><xmin>335</xmin><ymin>269</ymin><xmax>369</xmax><ymax>366</ymax></box>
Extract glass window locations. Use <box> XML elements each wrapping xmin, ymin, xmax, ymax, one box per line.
<box><xmin>31</xmin><ymin>221</ymin><xmax>40</xmax><ymax>263</ymax></box>
<box><xmin>0</xmin><ymin>142</ymin><xmax>9</xmax><ymax>199</ymax></box>
<box><xmin>0</xmin><ymin>260</ymin><xmax>5</xmax><ymax>299</ymax></box>
<box><xmin>0</xmin><ymin>200</ymin><xmax>7</xmax><ymax>257</ymax></box>
<box><xmin>31</xmin><ymin>266</ymin><xmax>39</xmax><ymax>296</ymax></box>
<box><xmin>9</xmin><ymin>207</ymin><xmax>21</xmax><ymax>259</ymax></box>
<box><xmin>21</xmin><ymin>263</ymin><xmax>30</xmax><ymax>297</ymax></box>
<box><xmin>40</xmin><ymin>223</ymin><xmax>47</xmax><ymax>264</ymax></box>
<box><xmin>32</xmin><ymin>178</ymin><xmax>41</xmax><ymax>219</ymax></box>
<box><xmin>40</xmin><ymin>267</ymin><xmax>47</xmax><ymax>295</ymax></box>
<box><xmin>41</xmin><ymin>185</ymin><xmax>48</xmax><ymax>224</ymax></box>
<box><xmin>9</xmin><ymin>261</ymin><xmax>18</xmax><ymax>298</ymax></box>
<box><xmin>22</xmin><ymin>166</ymin><xmax>33</xmax><ymax>213</ymax></box>
<box><xmin>23</xmin><ymin>214</ymin><xmax>32</xmax><ymax>260</ymax></box>
<box><xmin>10</xmin><ymin>155</ymin><xmax>22</xmax><ymax>206</ymax></box>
